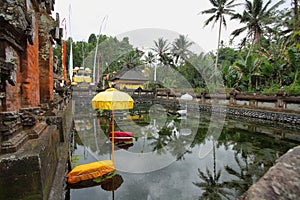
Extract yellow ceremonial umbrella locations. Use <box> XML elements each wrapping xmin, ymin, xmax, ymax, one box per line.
<box><xmin>92</xmin><ymin>88</ymin><xmax>134</xmax><ymax>164</ymax></box>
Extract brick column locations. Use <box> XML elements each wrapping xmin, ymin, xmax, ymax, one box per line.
<box><xmin>22</xmin><ymin>13</ymin><xmax>40</xmax><ymax>107</ymax></box>
<box><xmin>38</xmin><ymin>13</ymin><xmax>54</xmax><ymax>103</ymax></box>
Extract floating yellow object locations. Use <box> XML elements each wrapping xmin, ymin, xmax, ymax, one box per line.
<box><xmin>126</xmin><ymin>115</ymin><xmax>144</xmax><ymax>120</ymax></box>
<box><xmin>67</xmin><ymin>160</ymin><xmax>115</xmax><ymax>184</ymax></box>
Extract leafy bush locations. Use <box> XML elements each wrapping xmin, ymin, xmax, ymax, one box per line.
<box><xmin>195</xmin><ymin>87</ymin><xmax>202</xmax><ymax>94</ymax></box>
<box><xmin>261</xmin><ymin>85</ymin><xmax>281</xmax><ymax>95</ymax></box>
<box><xmin>284</xmin><ymin>85</ymin><xmax>300</xmax><ymax>96</ymax></box>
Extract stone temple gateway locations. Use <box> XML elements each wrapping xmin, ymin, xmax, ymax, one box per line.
<box><xmin>0</xmin><ymin>1</ymin><xmax>73</xmax><ymax>199</ymax></box>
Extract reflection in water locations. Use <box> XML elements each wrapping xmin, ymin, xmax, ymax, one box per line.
<box><xmin>68</xmin><ymin>97</ymin><xmax>300</xmax><ymax>200</ymax></box>
<box><xmin>68</xmin><ymin>171</ymin><xmax>123</xmax><ymax>200</ymax></box>
<box><xmin>193</xmin><ymin>139</ymin><xmax>232</xmax><ymax>199</ymax></box>
<box><xmin>68</xmin><ymin>173</ymin><xmax>123</xmax><ymax>190</ymax></box>
<box><xmin>194</xmin><ymin>166</ymin><xmax>231</xmax><ymax>199</ymax></box>
<box><xmin>224</xmin><ymin>153</ymin><xmax>256</xmax><ymax>197</ymax></box>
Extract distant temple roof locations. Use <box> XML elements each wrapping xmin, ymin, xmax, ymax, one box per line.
<box><xmin>110</xmin><ymin>67</ymin><xmax>148</xmax><ymax>81</ymax></box>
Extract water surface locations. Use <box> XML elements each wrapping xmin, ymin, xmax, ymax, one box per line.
<box><xmin>67</xmin><ymin>100</ymin><xmax>299</xmax><ymax>200</ymax></box>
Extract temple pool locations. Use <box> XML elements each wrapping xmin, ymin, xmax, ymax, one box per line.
<box><xmin>66</xmin><ymin>101</ymin><xmax>299</xmax><ymax>200</ymax></box>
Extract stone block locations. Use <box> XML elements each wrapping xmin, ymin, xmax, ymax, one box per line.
<box><xmin>0</xmin><ymin>125</ymin><xmax>60</xmax><ymax>200</ymax></box>
<box><xmin>0</xmin><ymin>111</ymin><xmax>22</xmax><ymax>141</ymax></box>
<box><xmin>0</xmin><ymin>155</ymin><xmax>43</xmax><ymax>200</ymax></box>
<box><xmin>19</xmin><ymin>107</ymin><xmax>41</xmax><ymax>128</ymax></box>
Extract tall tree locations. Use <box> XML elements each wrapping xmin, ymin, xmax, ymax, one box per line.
<box><xmin>144</xmin><ymin>51</ymin><xmax>156</xmax><ymax>66</ymax></box>
<box><xmin>88</xmin><ymin>33</ymin><xmax>97</xmax><ymax>45</ymax></box>
<box><xmin>171</xmin><ymin>35</ymin><xmax>194</xmax><ymax>65</ymax></box>
<box><xmin>152</xmin><ymin>37</ymin><xmax>170</xmax><ymax>56</ymax></box>
<box><xmin>120</xmin><ymin>49</ymin><xmax>144</xmax><ymax>69</ymax></box>
<box><xmin>200</xmin><ymin>0</ymin><xmax>241</xmax><ymax>71</ymax></box>
<box><xmin>231</xmin><ymin>0</ymin><xmax>284</xmax><ymax>55</ymax></box>
<box><xmin>144</xmin><ymin>51</ymin><xmax>157</xmax><ymax>81</ymax></box>
<box><xmin>152</xmin><ymin>38</ymin><xmax>174</xmax><ymax>67</ymax></box>
<box><xmin>292</xmin><ymin>0</ymin><xmax>300</xmax><ymax>45</ymax></box>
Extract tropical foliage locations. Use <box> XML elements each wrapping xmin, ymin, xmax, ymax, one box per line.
<box><xmin>53</xmin><ymin>0</ymin><xmax>300</xmax><ymax>95</ymax></box>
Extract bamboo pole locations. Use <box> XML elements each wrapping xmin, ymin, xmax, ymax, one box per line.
<box><xmin>111</xmin><ymin>110</ymin><xmax>115</xmax><ymax>165</ymax></box>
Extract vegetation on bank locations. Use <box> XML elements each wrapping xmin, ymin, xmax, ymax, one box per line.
<box><xmin>53</xmin><ymin>0</ymin><xmax>300</xmax><ymax>96</ymax></box>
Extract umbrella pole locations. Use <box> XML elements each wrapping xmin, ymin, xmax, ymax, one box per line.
<box><xmin>112</xmin><ymin>110</ymin><xmax>115</xmax><ymax>165</ymax></box>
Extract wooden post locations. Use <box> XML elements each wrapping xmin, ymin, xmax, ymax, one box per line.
<box><xmin>201</xmin><ymin>90</ymin><xmax>206</xmax><ymax>103</ymax></box>
<box><xmin>229</xmin><ymin>90</ymin><xmax>237</xmax><ymax>105</ymax></box>
<box><xmin>276</xmin><ymin>87</ymin><xmax>285</xmax><ymax>109</ymax></box>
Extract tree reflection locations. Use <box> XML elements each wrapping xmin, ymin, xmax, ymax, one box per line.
<box><xmin>224</xmin><ymin>141</ymin><xmax>279</xmax><ymax>196</ymax></box>
<box><xmin>224</xmin><ymin>153</ymin><xmax>254</xmax><ymax>196</ymax></box>
<box><xmin>190</xmin><ymin>125</ymin><xmax>207</xmax><ymax>148</ymax></box>
<box><xmin>168</xmin><ymin>131</ymin><xmax>193</xmax><ymax>160</ymax></box>
<box><xmin>193</xmin><ymin>138</ymin><xmax>232</xmax><ymax>200</ymax></box>
<box><xmin>145</xmin><ymin>118</ymin><xmax>193</xmax><ymax>160</ymax></box>
<box><xmin>193</xmin><ymin>167</ymin><xmax>231</xmax><ymax>200</ymax></box>
<box><xmin>150</xmin><ymin>132</ymin><xmax>169</xmax><ymax>155</ymax></box>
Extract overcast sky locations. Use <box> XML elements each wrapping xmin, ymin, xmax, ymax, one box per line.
<box><xmin>53</xmin><ymin>0</ymin><xmax>289</xmax><ymax>53</ymax></box>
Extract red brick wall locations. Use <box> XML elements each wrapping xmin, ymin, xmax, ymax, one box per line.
<box><xmin>22</xmin><ymin>14</ymin><xmax>40</xmax><ymax>107</ymax></box>
<box><xmin>2</xmin><ymin>3</ymin><xmax>57</xmax><ymax>111</ymax></box>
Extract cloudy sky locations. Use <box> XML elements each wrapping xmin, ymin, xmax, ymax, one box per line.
<box><xmin>53</xmin><ymin>0</ymin><xmax>289</xmax><ymax>53</ymax></box>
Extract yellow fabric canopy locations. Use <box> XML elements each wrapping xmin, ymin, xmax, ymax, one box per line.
<box><xmin>92</xmin><ymin>88</ymin><xmax>134</xmax><ymax>110</ymax></box>
<box><xmin>91</xmin><ymin>88</ymin><xmax>134</xmax><ymax>165</ymax></box>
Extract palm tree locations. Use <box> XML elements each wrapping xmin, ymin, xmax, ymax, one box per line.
<box><xmin>231</xmin><ymin>0</ymin><xmax>284</xmax><ymax>56</ymax></box>
<box><xmin>149</xmin><ymin>127</ymin><xmax>171</xmax><ymax>155</ymax></box>
<box><xmin>200</xmin><ymin>0</ymin><xmax>241</xmax><ymax>71</ymax></box>
<box><xmin>152</xmin><ymin>37</ymin><xmax>170</xmax><ymax>56</ymax></box>
<box><xmin>152</xmin><ymin>38</ymin><xmax>174</xmax><ymax>68</ymax></box>
<box><xmin>120</xmin><ymin>49</ymin><xmax>143</xmax><ymax>69</ymax></box>
<box><xmin>171</xmin><ymin>35</ymin><xmax>194</xmax><ymax>66</ymax></box>
<box><xmin>144</xmin><ymin>51</ymin><xmax>156</xmax><ymax>65</ymax></box>
<box><xmin>144</xmin><ymin>51</ymin><xmax>157</xmax><ymax>81</ymax></box>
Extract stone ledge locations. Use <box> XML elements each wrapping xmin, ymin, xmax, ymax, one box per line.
<box><xmin>1</xmin><ymin>132</ymin><xmax>28</xmax><ymax>153</ymax></box>
<box><xmin>29</xmin><ymin>122</ymin><xmax>47</xmax><ymax>139</ymax></box>
<box><xmin>238</xmin><ymin>146</ymin><xmax>300</xmax><ymax>199</ymax></box>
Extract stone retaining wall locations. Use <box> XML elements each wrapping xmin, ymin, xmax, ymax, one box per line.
<box><xmin>195</xmin><ymin>104</ymin><xmax>300</xmax><ymax>126</ymax></box>
<box><xmin>153</xmin><ymin>99</ymin><xmax>300</xmax><ymax>127</ymax></box>
<box><xmin>0</xmin><ymin>99</ymin><xmax>74</xmax><ymax>200</ymax></box>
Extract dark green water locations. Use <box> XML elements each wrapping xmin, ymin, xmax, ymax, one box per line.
<box><xmin>67</xmin><ymin>101</ymin><xmax>299</xmax><ymax>200</ymax></box>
